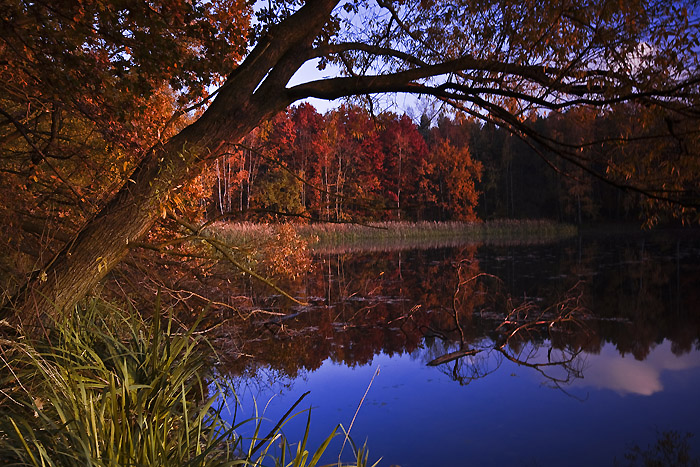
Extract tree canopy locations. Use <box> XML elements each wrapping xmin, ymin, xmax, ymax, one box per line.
<box><xmin>204</xmin><ymin>103</ymin><xmax>482</xmax><ymax>222</ymax></box>
<box><xmin>1</xmin><ymin>0</ymin><xmax>699</xmax><ymax>323</ymax></box>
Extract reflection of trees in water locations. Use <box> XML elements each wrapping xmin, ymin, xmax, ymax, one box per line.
<box><xmin>564</xmin><ymin>235</ymin><xmax>700</xmax><ymax>360</ymax></box>
<box><xmin>617</xmin><ymin>430</ymin><xmax>700</xmax><ymax>467</ymax></box>
<box><xmin>425</xmin><ymin>263</ymin><xmax>590</xmax><ymax>390</ymax></box>
<box><xmin>216</xmin><ymin>235</ymin><xmax>700</xmax><ymax>383</ymax></box>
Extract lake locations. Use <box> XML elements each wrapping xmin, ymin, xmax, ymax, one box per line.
<box><xmin>222</xmin><ymin>229</ymin><xmax>700</xmax><ymax>466</ymax></box>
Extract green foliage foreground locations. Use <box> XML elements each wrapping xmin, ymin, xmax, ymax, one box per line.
<box><xmin>0</xmin><ymin>301</ymin><xmax>375</xmax><ymax>467</ymax></box>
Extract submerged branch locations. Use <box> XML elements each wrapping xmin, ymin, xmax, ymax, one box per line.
<box><xmin>429</xmin><ymin>270</ymin><xmax>591</xmax><ymax>390</ymax></box>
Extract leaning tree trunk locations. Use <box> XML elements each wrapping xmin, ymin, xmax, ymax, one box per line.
<box><xmin>5</xmin><ymin>102</ymin><xmax>268</xmax><ymax>326</ymax></box>
<box><xmin>2</xmin><ymin>0</ymin><xmax>338</xmax><ymax>327</ymax></box>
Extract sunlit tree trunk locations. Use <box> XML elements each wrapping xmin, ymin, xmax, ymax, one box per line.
<box><xmin>224</xmin><ymin>155</ymin><xmax>232</xmax><ymax>214</ymax></box>
<box><xmin>216</xmin><ymin>159</ymin><xmax>224</xmax><ymax>215</ymax></box>
<box><xmin>300</xmin><ymin>135</ymin><xmax>308</xmax><ymax>210</ymax></box>
<box><xmin>397</xmin><ymin>146</ymin><xmax>402</xmax><ymax>220</ymax></box>
<box><xmin>3</xmin><ymin>0</ymin><xmax>339</xmax><ymax>325</ymax></box>
<box><xmin>239</xmin><ymin>148</ymin><xmax>246</xmax><ymax>213</ymax></box>
<box><xmin>335</xmin><ymin>149</ymin><xmax>343</xmax><ymax>221</ymax></box>
<box><xmin>246</xmin><ymin>150</ymin><xmax>253</xmax><ymax>211</ymax></box>
<box><xmin>324</xmin><ymin>163</ymin><xmax>330</xmax><ymax>221</ymax></box>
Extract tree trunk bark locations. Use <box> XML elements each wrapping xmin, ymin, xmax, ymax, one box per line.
<box><xmin>3</xmin><ymin>0</ymin><xmax>339</xmax><ymax>327</ymax></box>
<box><xmin>6</xmin><ymin>105</ymin><xmax>265</xmax><ymax>325</ymax></box>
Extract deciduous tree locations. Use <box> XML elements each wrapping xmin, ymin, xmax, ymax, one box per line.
<box><xmin>2</xmin><ymin>0</ymin><xmax>699</xmax><ymax>323</ymax></box>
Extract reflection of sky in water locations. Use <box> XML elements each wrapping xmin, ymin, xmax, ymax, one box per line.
<box><xmin>573</xmin><ymin>341</ymin><xmax>700</xmax><ymax>396</ymax></box>
<box><xmin>231</xmin><ymin>340</ymin><xmax>700</xmax><ymax>467</ymax></box>
<box><xmin>227</xmin><ymin>234</ymin><xmax>700</xmax><ymax>465</ymax></box>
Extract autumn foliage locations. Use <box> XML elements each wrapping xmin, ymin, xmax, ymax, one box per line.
<box><xmin>0</xmin><ymin>0</ymin><xmax>250</xmax><ymax>300</ymax></box>
<box><xmin>204</xmin><ymin>103</ymin><xmax>483</xmax><ymax>223</ymax></box>
<box><xmin>199</xmin><ymin>100</ymin><xmax>698</xmax><ymax>227</ymax></box>
<box><xmin>1</xmin><ymin>0</ymin><xmax>699</xmax><ymax>320</ymax></box>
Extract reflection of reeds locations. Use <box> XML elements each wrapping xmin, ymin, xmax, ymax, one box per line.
<box><xmin>209</xmin><ymin>220</ymin><xmax>577</xmax><ymax>254</ymax></box>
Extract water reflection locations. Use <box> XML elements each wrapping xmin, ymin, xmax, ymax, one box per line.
<box><xmin>572</xmin><ymin>340</ymin><xmax>700</xmax><ymax>396</ymax></box>
<box><xmin>218</xmin><ymin>231</ymin><xmax>700</xmax><ymax>381</ymax></box>
<box><xmin>215</xmin><ymin>231</ymin><xmax>700</xmax><ymax>466</ymax></box>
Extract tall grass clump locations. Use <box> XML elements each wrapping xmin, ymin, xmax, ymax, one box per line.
<box><xmin>0</xmin><ymin>300</ymin><xmax>375</xmax><ymax>466</ymax></box>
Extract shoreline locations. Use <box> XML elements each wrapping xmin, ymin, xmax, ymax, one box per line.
<box><xmin>210</xmin><ymin>219</ymin><xmax>579</xmax><ymax>253</ymax></box>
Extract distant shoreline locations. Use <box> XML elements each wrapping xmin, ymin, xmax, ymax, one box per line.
<box><xmin>210</xmin><ymin>219</ymin><xmax>579</xmax><ymax>253</ymax></box>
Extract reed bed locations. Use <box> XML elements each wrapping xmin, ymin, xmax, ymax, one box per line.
<box><xmin>207</xmin><ymin>221</ymin><xmax>281</xmax><ymax>247</ymax></box>
<box><xmin>297</xmin><ymin>219</ymin><xmax>577</xmax><ymax>244</ymax></box>
<box><xmin>209</xmin><ymin>219</ymin><xmax>577</xmax><ymax>253</ymax></box>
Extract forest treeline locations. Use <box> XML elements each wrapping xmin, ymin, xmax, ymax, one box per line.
<box><xmin>201</xmin><ymin>102</ymin><xmax>678</xmax><ymax>225</ymax></box>
<box><xmin>206</xmin><ymin>103</ymin><xmax>481</xmax><ymax>222</ymax></box>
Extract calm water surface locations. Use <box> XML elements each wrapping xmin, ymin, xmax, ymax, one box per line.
<box><xmin>226</xmin><ymin>230</ymin><xmax>700</xmax><ymax>466</ymax></box>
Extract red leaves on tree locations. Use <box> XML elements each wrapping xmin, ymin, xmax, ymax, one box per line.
<box><xmin>204</xmin><ymin>104</ymin><xmax>483</xmax><ymax>222</ymax></box>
